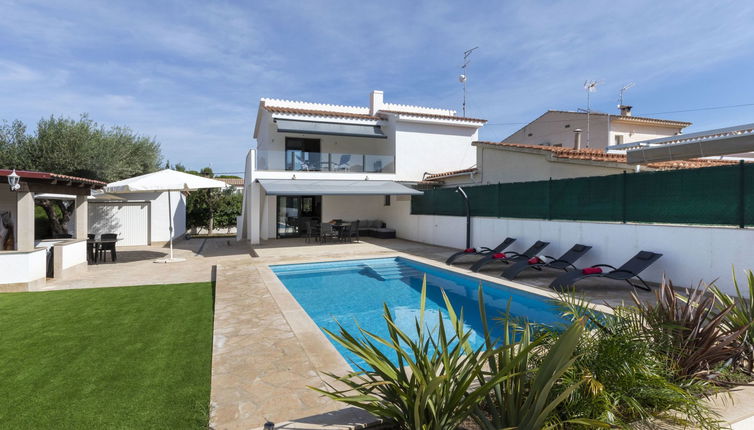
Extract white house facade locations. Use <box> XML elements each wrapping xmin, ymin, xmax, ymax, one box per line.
<box><xmin>238</xmin><ymin>90</ymin><xmax>486</xmax><ymax>243</ymax></box>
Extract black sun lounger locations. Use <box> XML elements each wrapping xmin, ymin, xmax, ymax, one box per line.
<box><xmin>501</xmin><ymin>244</ymin><xmax>592</xmax><ymax>280</ymax></box>
<box><xmin>445</xmin><ymin>237</ymin><xmax>516</xmax><ymax>265</ymax></box>
<box><xmin>469</xmin><ymin>240</ymin><xmax>550</xmax><ymax>272</ymax></box>
<box><xmin>549</xmin><ymin>250</ymin><xmax>662</xmax><ymax>291</ymax></box>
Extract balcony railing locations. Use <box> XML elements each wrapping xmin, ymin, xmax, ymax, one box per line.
<box><xmin>256</xmin><ymin>150</ymin><xmax>395</xmax><ymax>173</ymax></box>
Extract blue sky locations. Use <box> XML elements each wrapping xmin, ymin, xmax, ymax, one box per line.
<box><xmin>2</xmin><ymin>1</ymin><xmax>754</xmax><ymax>174</ymax></box>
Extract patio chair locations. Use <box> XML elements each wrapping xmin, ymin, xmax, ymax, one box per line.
<box><xmin>445</xmin><ymin>237</ymin><xmax>517</xmax><ymax>265</ymax></box>
<box><xmin>97</xmin><ymin>233</ymin><xmax>118</xmax><ymax>263</ymax></box>
<box><xmin>501</xmin><ymin>244</ymin><xmax>592</xmax><ymax>280</ymax></box>
<box><xmin>319</xmin><ymin>223</ymin><xmax>338</xmax><ymax>244</ymax></box>
<box><xmin>303</xmin><ymin>221</ymin><xmax>320</xmax><ymax>244</ymax></box>
<box><xmin>341</xmin><ymin>220</ymin><xmax>359</xmax><ymax>242</ymax></box>
<box><xmin>335</xmin><ymin>154</ymin><xmax>351</xmax><ymax>171</ymax></box>
<box><xmin>549</xmin><ymin>250</ymin><xmax>663</xmax><ymax>291</ymax></box>
<box><xmin>469</xmin><ymin>240</ymin><xmax>550</xmax><ymax>272</ymax></box>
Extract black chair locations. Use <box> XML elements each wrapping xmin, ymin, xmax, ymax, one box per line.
<box><xmin>97</xmin><ymin>233</ymin><xmax>118</xmax><ymax>263</ymax></box>
<box><xmin>341</xmin><ymin>221</ymin><xmax>359</xmax><ymax>243</ymax></box>
<box><xmin>445</xmin><ymin>237</ymin><xmax>517</xmax><ymax>265</ymax></box>
<box><xmin>319</xmin><ymin>223</ymin><xmax>338</xmax><ymax>244</ymax></box>
<box><xmin>549</xmin><ymin>251</ymin><xmax>663</xmax><ymax>291</ymax></box>
<box><xmin>87</xmin><ymin>234</ymin><xmax>96</xmax><ymax>264</ymax></box>
<box><xmin>304</xmin><ymin>221</ymin><xmax>320</xmax><ymax>244</ymax></box>
<box><xmin>470</xmin><ymin>240</ymin><xmax>550</xmax><ymax>272</ymax></box>
<box><xmin>502</xmin><ymin>244</ymin><xmax>592</xmax><ymax>280</ymax></box>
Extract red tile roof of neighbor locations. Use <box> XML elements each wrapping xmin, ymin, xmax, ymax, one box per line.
<box><xmin>0</xmin><ymin>169</ymin><xmax>106</xmax><ymax>186</ymax></box>
<box><xmin>263</xmin><ymin>106</ymin><xmax>487</xmax><ymax>123</ymax></box>
<box><xmin>217</xmin><ymin>177</ymin><xmax>244</xmax><ymax>186</ymax></box>
<box><xmin>473</xmin><ymin>142</ymin><xmax>741</xmax><ymax>170</ymax></box>
<box><xmin>425</xmin><ymin>167</ymin><xmax>478</xmax><ymax>181</ymax></box>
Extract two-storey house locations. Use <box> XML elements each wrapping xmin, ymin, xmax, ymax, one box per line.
<box><xmin>239</xmin><ymin>90</ymin><xmax>486</xmax><ymax>243</ymax></box>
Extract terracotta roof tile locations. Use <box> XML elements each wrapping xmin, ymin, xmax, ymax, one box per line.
<box><xmin>264</xmin><ymin>106</ymin><xmax>380</xmax><ymax>120</ymax></box>
<box><xmin>217</xmin><ymin>177</ymin><xmax>244</xmax><ymax>186</ymax></box>
<box><xmin>0</xmin><ymin>170</ymin><xmax>107</xmax><ymax>186</ymax></box>
<box><xmin>425</xmin><ymin>167</ymin><xmax>478</xmax><ymax>181</ymax></box>
<box><xmin>474</xmin><ymin>141</ymin><xmax>739</xmax><ymax>170</ymax></box>
<box><xmin>379</xmin><ymin>110</ymin><xmax>487</xmax><ymax>123</ymax></box>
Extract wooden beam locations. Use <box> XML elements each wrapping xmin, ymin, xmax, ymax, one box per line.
<box><xmin>25</xmin><ymin>182</ymin><xmax>92</xmax><ymax>195</ymax></box>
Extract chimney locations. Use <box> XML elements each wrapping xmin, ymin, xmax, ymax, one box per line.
<box><xmin>573</xmin><ymin>128</ymin><xmax>582</xmax><ymax>150</ymax></box>
<box><xmin>618</xmin><ymin>105</ymin><xmax>633</xmax><ymax>116</ymax></box>
<box><xmin>369</xmin><ymin>90</ymin><xmax>384</xmax><ymax>115</ymax></box>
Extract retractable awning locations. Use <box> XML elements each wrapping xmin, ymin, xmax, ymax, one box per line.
<box><xmin>275</xmin><ymin>119</ymin><xmax>387</xmax><ymax>139</ymax></box>
<box><xmin>257</xmin><ymin>179</ymin><xmax>422</xmax><ymax>196</ymax></box>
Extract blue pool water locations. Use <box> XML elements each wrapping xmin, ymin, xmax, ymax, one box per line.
<box><xmin>271</xmin><ymin>257</ymin><xmax>567</xmax><ymax>368</ymax></box>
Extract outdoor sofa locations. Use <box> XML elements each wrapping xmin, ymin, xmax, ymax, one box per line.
<box><xmin>347</xmin><ymin>219</ymin><xmax>396</xmax><ymax>239</ymax></box>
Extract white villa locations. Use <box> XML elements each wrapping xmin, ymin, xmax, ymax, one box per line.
<box><xmin>238</xmin><ymin>90</ymin><xmax>486</xmax><ymax>243</ymax></box>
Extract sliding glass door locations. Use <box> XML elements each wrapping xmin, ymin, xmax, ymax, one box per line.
<box><xmin>276</xmin><ymin>195</ymin><xmax>321</xmax><ymax>238</ymax></box>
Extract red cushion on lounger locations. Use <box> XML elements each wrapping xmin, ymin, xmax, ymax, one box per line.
<box><xmin>464</xmin><ymin>248</ymin><xmax>475</xmax><ymax>253</ymax></box>
<box><xmin>492</xmin><ymin>253</ymin><xmax>506</xmax><ymax>259</ymax></box>
<box><xmin>582</xmin><ymin>267</ymin><xmax>603</xmax><ymax>275</ymax></box>
<box><xmin>528</xmin><ymin>257</ymin><xmax>543</xmax><ymax>264</ymax></box>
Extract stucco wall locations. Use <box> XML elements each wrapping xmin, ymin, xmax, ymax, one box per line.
<box><xmin>476</xmin><ymin>146</ymin><xmax>628</xmax><ymax>184</ymax></box>
<box><xmin>0</xmin><ymin>248</ymin><xmax>46</xmax><ymax>285</ymax></box>
<box><xmin>55</xmin><ymin>239</ymin><xmax>87</xmax><ymax>271</ymax></box>
<box><xmin>321</xmin><ymin>195</ymin><xmax>388</xmax><ymax>223</ymax></box>
<box><xmin>380</xmin><ymin>201</ymin><xmax>752</xmax><ymax>295</ymax></box>
<box><xmin>394</xmin><ymin>120</ymin><xmax>478</xmax><ymax>181</ymax></box>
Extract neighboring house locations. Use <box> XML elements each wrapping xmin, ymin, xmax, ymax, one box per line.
<box><xmin>88</xmin><ymin>191</ymin><xmax>186</xmax><ymax>246</ymax></box>
<box><xmin>239</xmin><ymin>90</ymin><xmax>487</xmax><ymax>243</ymax></box>
<box><xmin>424</xmin><ymin>142</ymin><xmax>737</xmax><ymax>186</ymax></box>
<box><xmin>502</xmin><ymin>108</ymin><xmax>691</xmax><ymax>150</ymax></box>
<box><xmin>216</xmin><ymin>177</ymin><xmax>244</xmax><ymax>192</ymax></box>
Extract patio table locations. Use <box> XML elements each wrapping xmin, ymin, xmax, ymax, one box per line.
<box><xmin>87</xmin><ymin>238</ymin><xmax>120</xmax><ymax>264</ymax></box>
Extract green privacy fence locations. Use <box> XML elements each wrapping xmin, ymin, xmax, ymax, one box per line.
<box><xmin>412</xmin><ymin>162</ymin><xmax>754</xmax><ymax>227</ymax></box>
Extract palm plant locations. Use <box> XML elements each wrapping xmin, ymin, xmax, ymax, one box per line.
<box><xmin>472</xmin><ymin>293</ymin><xmax>601</xmax><ymax>430</ymax></box>
<box><xmin>310</xmin><ymin>278</ymin><xmax>531</xmax><ymax>430</ymax></box>
<box><xmin>711</xmin><ymin>269</ymin><xmax>754</xmax><ymax>373</ymax></box>
<box><xmin>633</xmin><ymin>279</ymin><xmax>747</xmax><ymax>379</ymax></box>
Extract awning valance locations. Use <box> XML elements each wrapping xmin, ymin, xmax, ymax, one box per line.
<box><xmin>275</xmin><ymin>119</ymin><xmax>387</xmax><ymax>139</ymax></box>
<box><xmin>257</xmin><ymin>179</ymin><xmax>422</xmax><ymax>196</ymax></box>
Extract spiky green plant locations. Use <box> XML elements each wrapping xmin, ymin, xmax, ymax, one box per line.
<box><xmin>711</xmin><ymin>269</ymin><xmax>754</xmax><ymax>373</ymax></box>
<box><xmin>553</xmin><ymin>292</ymin><xmax>723</xmax><ymax>429</ymax></box>
<box><xmin>633</xmin><ymin>279</ymin><xmax>747</xmax><ymax>379</ymax></box>
<box><xmin>472</xmin><ymin>293</ymin><xmax>604</xmax><ymax>430</ymax></box>
<box><xmin>310</xmin><ymin>277</ymin><xmax>531</xmax><ymax>430</ymax></box>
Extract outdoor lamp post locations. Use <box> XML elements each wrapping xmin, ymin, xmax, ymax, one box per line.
<box><xmin>7</xmin><ymin>169</ymin><xmax>20</xmax><ymax>191</ymax></box>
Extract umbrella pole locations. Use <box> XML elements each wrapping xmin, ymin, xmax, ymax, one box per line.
<box><xmin>168</xmin><ymin>190</ymin><xmax>174</xmax><ymax>260</ymax></box>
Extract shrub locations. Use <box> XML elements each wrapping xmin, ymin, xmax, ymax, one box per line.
<box><xmin>311</xmin><ymin>278</ymin><xmax>527</xmax><ymax>430</ymax></box>
<box><xmin>711</xmin><ymin>269</ymin><xmax>754</xmax><ymax>373</ymax></box>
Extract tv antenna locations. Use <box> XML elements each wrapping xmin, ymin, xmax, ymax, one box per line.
<box><xmin>618</xmin><ymin>82</ymin><xmax>635</xmax><ymax>106</ymax></box>
<box><xmin>583</xmin><ymin>80</ymin><xmax>602</xmax><ymax>148</ymax></box>
<box><xmin>459</xmin><ymin>46</ymin><xmax>478</xmax><ymax>117</ymax></box>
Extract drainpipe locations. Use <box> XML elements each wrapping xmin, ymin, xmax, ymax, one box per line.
<box><xmin>456</xmin><ymin>186</ymin><xmax>471</xmax><ymax>249</ymax></box>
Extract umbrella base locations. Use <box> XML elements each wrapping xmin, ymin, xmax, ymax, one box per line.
<box><xmin>153</xmin><ymin>257</ymin><xmax>186</xmax><ymax>264</ymax></box>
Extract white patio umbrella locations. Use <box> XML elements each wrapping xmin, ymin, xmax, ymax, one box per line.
<box><xmin>105</xmin><ymin>169</ymin><xmax>227</xmax><ymax>263</ymax></box>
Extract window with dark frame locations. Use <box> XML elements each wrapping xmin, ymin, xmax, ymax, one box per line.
<box><xmin>384</xmin><ymin>195</ymin><xmax>391</xmax><ymax>206</ymax></box>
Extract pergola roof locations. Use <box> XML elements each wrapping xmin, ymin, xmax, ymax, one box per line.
<box><xmin>0</xmin><ymin>169</ymin><xmax>106</xmax><ymax>195</ymax></box>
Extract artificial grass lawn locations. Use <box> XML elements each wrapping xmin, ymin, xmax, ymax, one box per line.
<box><xmin>0</xmin><ymin>282</ymin><xmax>214</xmax><ymax>429</ymax></box>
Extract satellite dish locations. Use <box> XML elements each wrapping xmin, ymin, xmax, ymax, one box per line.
<box><xmin>458</xmin><ymin>74</ymin><xmax>467</xmax><ymax>83</ymax></box>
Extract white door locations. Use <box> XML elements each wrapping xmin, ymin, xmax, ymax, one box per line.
<box><xmin>88</xmin><ymin>202</ymin><xmax>150</xmax><ymax>246</ymax></box>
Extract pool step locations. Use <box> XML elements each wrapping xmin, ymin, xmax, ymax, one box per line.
<box><xmin>362</xmin><ymin>264</ymin><xmax>425</xmax><ymax>281</ymax></box>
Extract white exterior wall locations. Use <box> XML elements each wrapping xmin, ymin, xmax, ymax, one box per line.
<box><xmin>503</xmin><ymin>111</ymin><xmax>685</xmax><ymax>150</ymax></box>
<box><xmin>321</xmin><ymin>195</ymin><xmax>388</xmax><ymax>222</ymax></box>
<box><xmin>380</xmin><ymin>200</ymin><xmax>752</xmax><ymax>295</ymax></box>
<box><xmin>476</xmin><ymin>146</ymin><xmax>629</xmax><ymax>184</ymax></box>
<box><xmin>55</xmin><ymin>239</ymin><xmax>87</xmax><ymax>271</ymax></box>
<box><xmin>0</xmin><ymin>248</ymin><xmax>46</xmax><ymax>285</ymax></box>
<box><xmin>394</xmin><ymin>120</ymin><xmax>478</xmax><ymax>180</ymax></box>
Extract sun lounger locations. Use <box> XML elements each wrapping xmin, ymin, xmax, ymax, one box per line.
<box><xmin>469</xmin><ymin>240</ymin><xmax>550</xmax><ymax>272</ymax></box>
<box><xmin>501</xmin><ymin>244</ymin><xmax>592</xmax><ymax>280</ymax></box>
<box><xmin>445</xmin><ymin>237</ymin><xmax>516</xmax><ymax>265</ymax></box>
<box><xmin>549</xmin><ymin>250</ymin><xmax>662</xmax><ymax>291</ymax></box>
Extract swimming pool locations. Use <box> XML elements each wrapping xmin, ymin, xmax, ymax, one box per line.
<box><xmin>271</xmin><ymin>257</ymin><xmax>567</xmax><ymax>368</ymax></box>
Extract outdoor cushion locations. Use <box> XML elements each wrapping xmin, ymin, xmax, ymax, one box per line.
<box><xmin>528</xmin><ymin>256</ymin><xmax>543</xmax><ymax>264</ymax></box>
<box><xmin>492</xmin><ymin>253</ymin><xmax>506</xmax><ymax>259</ymax></box>
<box><xmin>464</xmin><ymin>248</ymin><xmax>475</xmax><ymax>253</ymax></box>
<box><xmin>582</xmin><ymin>267</ymin><xmax>603</xmax><ymax>275</ymax></box>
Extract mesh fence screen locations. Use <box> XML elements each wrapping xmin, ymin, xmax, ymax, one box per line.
<box><xmin>410</xmin><ymin>163</ymin><xmax>753</xmax><ymax>227</ymax></box>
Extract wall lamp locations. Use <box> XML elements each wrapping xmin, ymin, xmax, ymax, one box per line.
<box><xmin>8</xmin><ymin>169</ymin><xmax>20</xmax><ymax>191</ymax></box>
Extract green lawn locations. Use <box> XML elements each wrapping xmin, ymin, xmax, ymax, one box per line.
<box><xmin>0</xmin><ymin>282</ymin><xmax>214</xmax><ymax>429</ymax></box>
